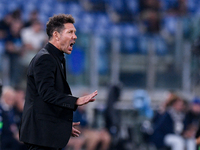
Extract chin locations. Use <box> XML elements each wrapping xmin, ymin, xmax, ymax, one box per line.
<box><xmin>66</xmin><ymin>51</ymin><xmax>72</xmax><ymax>55</ymax></box>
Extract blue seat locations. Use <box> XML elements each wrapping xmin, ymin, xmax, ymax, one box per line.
<box><xmin>93</xmin><ymin>13</ymin><xmax>111</xmax><ymax>35</ymax></box>
<box><xmin>108</xmin><ymin>0</ymin><xmax>125</xmax><ymax>13</ymax></box>
<box><xmin>7</xmin><ymin>1</ymin><xmax>20</xmax><ymax>13</ymax></box>
<box><xmin>38</xmin><ymin>13</ymin><xmax>49</xmax><ymax>25</ymax></box>
<box><xmin>154</xmin><ymin>35</ymin><xmax>167</xmax><ymax>55</ymax></box>
<box><xmin>121</xmin><ymin>37</ymin><xmax>139</xmax><ymax>54</ymax></box>
<box><xmin>23</xmin><ymin>1</ymin><xmax>37</xmax><ymax>13</ymax></box>
<box><xmin>95</xmin><ymin>37</ymin><xmax>109</xmax><ymax>74</ymax></box>
<box><xmin>125</xmin><ymin>0</ymin><xmax>139</xmax><ymax>14</ymax></box>
<box><xmin>68</xmin><ymin>2</ymin><xmax>83</xmax><ymax>16</ymax></box>
<box><xmin>138</xmin><ymin>35</ymin><xmax>149</xmax><ymax>54</ymax></box>
<box><xmin>123</xmin><ymin>23</ymin><xmax>139</xmax><ymax>37</ymax></box>
<box><xmin>161</xmin><ymin>15</ymin><xmax>178</xmax><ymax>35</ymax></box>
<box><xmin>186</xmin><ymin>0</ymin><xmax>200</xmax><ymax>14</ymax></box>
<box><xmin>138</xmin><ymin>34</ymin><xmax>167</xmax><ymax>55</ymax></box>
<box><xmin>38</xmin><ymin>2</ymin><xmax>52</xmax><ymax>15</ymax></box>
<box><xmin>0</xmin><ymin>3</ymin><xmax>7</xmax><ymax>20</ymax></box>
<box><xmin>119</xmin><ymin>23</ymin><xmax>140</xmax><ymax>53</ymax></box>
<box><xmin>78</xmin><ymin>13</ymin><xmax>95</xmax><ymax>33</ymax></box>
<box><xmin>110</xmin><ymin>24</ymin><xmax>122</xmax><ymax>37</ymax></box>
<box><xmin>160</xmin><ymin>0</ymin><xmax>179</xmax><ymax>11</ymax></box>
<box><xmin>52</xmin><ymin>2</ymin><xmax>67</xmax><ymax>14</ymax></box>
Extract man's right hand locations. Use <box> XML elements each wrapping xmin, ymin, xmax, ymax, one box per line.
<box><xmin>76</xmin><ymin>90</ymin><xmax>98</xmax><ymax>106</ymax></box>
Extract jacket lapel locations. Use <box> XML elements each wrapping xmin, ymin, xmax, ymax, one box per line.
<box><xmin>54</xmin><ymin>56</ymin><xmax>66</xmax><ymax>80</ymax></box>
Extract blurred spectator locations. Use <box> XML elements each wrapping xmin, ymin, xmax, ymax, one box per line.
<box><xmin>81</xmin><ymin>0</ymin><xmax>106</xmax><ymax>12</ymax></box>
<box><xmin>0</xmin><ymin>13</ymin><xmax>13</xmax><ymax>33</ymax></box>
<box><xmin>181</xmin><ymin>97</ymin><xmax>200</xmax><ymax>150</ymax></box>
<box><xmin>13</xmin><ymin>87</ymin><xmax>27</xmax><ymax>150</ymax></box>
<box><xmin>150</xmin><ymin>97</ymin><xmax>186</xmax><ymax>150</ymax></box>
<box><xmin>104</xmin><ymin>85</ymin><xmax>121</xmax><ymax>137</ymax></box>
<box><xmin>196</xmin><ymin>124</ymin><xmax>200</xmax><ymax>150</ymax></box>
<box><xmin>13</xmin><ymin>87</ymin><xmax>25</xmax><ymax>129</ymax></box>
<box><xmin>178</xmin><ymin>0</ymin><xmax>187</xmax><ymax>15</ymax></box>
<box><xmin>140</xmin><ymin>0</ymin><xmax>160</xmax><ymax>12</ymax></box>
<box><xmin>67</xmin><ymin>105</ymin><xmax>111</xmax><ymax>150</ymax></box>
<box><xmin>24</xmin><ymin>10</ymin><xmax>39</xmax><ymax>27</ymax></box>
<box><xmin>0</xmin><ymin>86</ymin><xmax>23</xmax><ymax>150</ymax></box>
<box><xmin>5</xmin><ymin>19</ymin><xmax>24</xmax><ymax>87</ymax></box>
<box><xmin>0</xmin><ymin>79</ymin><xmax>2</xmax><ymax>139</ymax></box>
<box><xmin>21</xmin><ymin>20</ymin><xmax>47</xmax><ymax>67</ymax></box>
<box><xmin>162</xmin><ymin>91</ymin><xmax>180</xmax><ymax>112</ymax></box>
<box><xmin>12</xmin><ymin>9</ymin><xmax>22</xmax><ymax>20</ymax></box>
<box><xmin>151</xmin><ymin>91</ymin><xmax>179</xmax><ymax>129</ymax></box>
<box><xmin>141</xmin><ymin>10</ymin><xmax>160</xmax><ymax>34</ymax></box>
<box><xmin>0</xmin><ymin>28</ymin><xmax>7</xmax><ymax>72</ymax></box>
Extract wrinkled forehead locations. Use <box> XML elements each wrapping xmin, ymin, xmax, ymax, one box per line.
<box><xmin>63</xmin><ymin>23</ymin><xmax>76</xmax><ymax>31</ymax></box>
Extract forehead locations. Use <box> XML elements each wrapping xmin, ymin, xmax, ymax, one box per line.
<box><xmin>63</xmin><ymin>23</ymin><xmax>76</xmax><ymax>31</ymax></box>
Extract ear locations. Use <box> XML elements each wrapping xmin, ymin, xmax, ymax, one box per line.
<box><xmin>53</xmin><ymin>31</ymin><xmax>60</xmax><ymax>41</ymax></box>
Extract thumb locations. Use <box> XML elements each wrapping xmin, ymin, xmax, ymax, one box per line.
<box><xmin>73</xmin><ymin>122</ymin><xmax>80</xmax><ymax>126</ymax></box>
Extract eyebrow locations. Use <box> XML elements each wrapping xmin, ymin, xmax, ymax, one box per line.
<box><xmin>68</xmin><ymin>29</ymin><xmax>76</xmax><ymax>32</ymax></box>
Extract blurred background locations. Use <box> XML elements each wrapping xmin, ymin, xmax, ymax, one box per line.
<box><xmin>1</xmin><ymin>0</ymin><xmax>200</xmax><ymax>150</ymax></box>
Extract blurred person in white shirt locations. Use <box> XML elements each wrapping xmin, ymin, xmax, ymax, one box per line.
<box><xmin>21</xmin><ymin>20</ymin><xmax>47</xmax><ymax>66</ymax></box>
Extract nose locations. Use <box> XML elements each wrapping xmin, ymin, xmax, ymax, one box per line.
<box><xmin>73</xmin><ymin>33</ymin><xmax>77</xmax><ymax>40</ymax></box>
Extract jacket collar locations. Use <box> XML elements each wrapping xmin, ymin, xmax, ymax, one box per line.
<box><xmin>45</xmin><ymin>42</ymin><xmax>64</xmax><ymax>62</ymax></box>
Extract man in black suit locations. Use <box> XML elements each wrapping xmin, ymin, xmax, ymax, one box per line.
<box><xmin>19</xmin><ymin>14</ymin><xmax>98</xmax><ymax>150</ymax></box>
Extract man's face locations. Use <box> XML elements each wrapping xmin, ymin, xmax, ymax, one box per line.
<box><xmin>59</xmin><ymin>23</ymin><xmax>77</xmax><ymax>54</ymax></box>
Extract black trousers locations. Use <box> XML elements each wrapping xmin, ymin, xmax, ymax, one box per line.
<box><xmin>25</xmin><ymin>143</ymin><xmax>62</xmax><ymax>150</ymax></box>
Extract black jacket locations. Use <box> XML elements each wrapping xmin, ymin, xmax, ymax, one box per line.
<box><xmin>19</xmin><ymin>43</ymin><xmax>78</xmax><ymax>148</ymax></box>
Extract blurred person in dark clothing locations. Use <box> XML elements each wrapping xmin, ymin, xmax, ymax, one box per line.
<box><xmin>13</xmin><ymin>87</ymin><xmax>25</xmax><ymax>129</ymax></box>
<box><xmin>151</xmin><ymin>91</ymin><xmax>179</xmax><ymax>129</ymax></box>
<box><xmin>104</xmin><ymin>85</ymin><xmax>121</xmax><ymax>136</ymax></box>
<box><xmin>150</xmin><ymin>97</ymin><xmax>186</xmax><ymax>150</ymax></box>
<box><xmin>140</xmin><ymin>10</ymin><xmax>160</xmax><ymax>34</ymax></box>
<box><xmin>0</xmin><ymin>13</ymin><xmax>13</xmax><ymax>33</ymax></box>
<box><xmin>5</xmin><ymin>19</ymin><xmax>24</xmax><ymax>86</ymax></box>
<box><xmin>183</xmin><ymin>98</ymin><xmax>200</xmax><ymax>136</ymax></box>
<box><xmin>182</xmin><ymin>97</ymin><xmax>200</xmax><ymax>150</ymax></box>
<box><xmin>24</xmin><ymin>10</ymin><xmax>39</xmax><ymax>27</ymax></box>
<box><xmin>19</xmin><ymin>14</ymin><xmax>98</xmax><ymax>150</ymax></box>
<box><xmin>11</xmin><ymin>9</ymin><xmax>22</xmax><ymax>20</ymax></box>
<box><xmin>196</xmin><ymin>126</ymin><xmax>200</xmax><ymax>150</ymax></box>
<box><xmin>140</xmin><ymin>0</ymin><xmax>160</xmax><ymax>12</ymax></box>
<box><xmin>0</xmin><ymin>86</ymin><xmax>24</xmax><ymax>150</ymax></box>
<box><xmin>0</xmin><ymin>28</ymin><xmax>7</xmax><ymax>72</ymax></box>
<box><xmin>13</xmin><ymin>87</ymin><xmax>27</xmax><ymax>150</ymax></box>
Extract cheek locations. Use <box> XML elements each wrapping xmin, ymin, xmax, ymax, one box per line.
<box><xmin>60</xmin><ymin>38</ymin><xmax>70</xmax><ymax>46</ymax></box>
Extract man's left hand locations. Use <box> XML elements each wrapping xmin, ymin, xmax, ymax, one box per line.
<box><xmin>71</xmin><ymin>122</ymin><xmax>81</xmax><ymax>137</ymax></box>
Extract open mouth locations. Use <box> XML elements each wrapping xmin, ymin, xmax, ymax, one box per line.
<box><xmin>70</xmin><ymin>42</ymin><xmax>75</xmax><ymax>48</ymax></box>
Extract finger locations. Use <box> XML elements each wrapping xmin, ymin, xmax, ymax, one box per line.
<box><xmin>73</xmin><ymin>128</ymin><xmax>81</xmax><ymax>134</ymax></box>
<box><xmin>73</xmin><ymin>122</ymin><xmax>80</xmax><ymax>126</ymax></box>
<box><xmin>90</xmin><ymin>93</ymin><xmax>97</xmax><ymax>99</ymax></box>
<box><xmin>72</xmin><ymin>127</ymin><xmax>81</xmax><ymax>133</ymax></box>
<box><xmin>72</xmin><ymin>133</ymin><xmax>78</xmax><ymax>137</ymax></box>
<box><xmin>92</xmin><ymin>90</ymin><xmax>98</xmax><ymax>96</ymax></box>
<box><xmin>89</xmin><ymin>98</ymin><xmax>95</xmax><ymax>102</ymax></box>
<box><xmin>72</xmin><ymin>133</ymin><xmax>80</xmax><ymax>137</ymax></box>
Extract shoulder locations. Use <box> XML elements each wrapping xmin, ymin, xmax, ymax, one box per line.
<box><xmin>35</xmin><ymin>48</ymin><xmax>55</xmax><ymax>62</ymax></box>
<box><xmin>29</xmin><ymin>48</ymin><xmax>57</xmax><ymax>70</ymax></box>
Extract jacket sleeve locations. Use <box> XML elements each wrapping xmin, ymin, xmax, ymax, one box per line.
<box><xmin>33</xmin><ymin>54</ymin><xmax>78</xmax><ymax>110</ymax></box>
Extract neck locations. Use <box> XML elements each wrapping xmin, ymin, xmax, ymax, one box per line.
<box><xmin>49</xmin><ymin>39</ymin><xmax>60</xmax><ymax>50</ymax></box>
